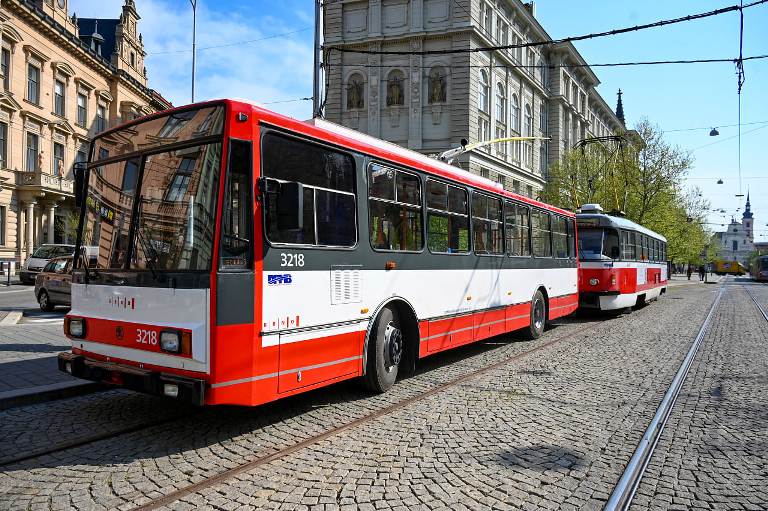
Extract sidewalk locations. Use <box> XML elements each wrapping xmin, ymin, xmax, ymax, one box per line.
<box><xmin>0</xmin><ymin>323</ymin><xmax>101</xmax><ymax>409</ymax></box>
<box><xmin>668</xmin><ymin>273</ymin><xmax>724</xmax><ymax>286</ymax></box>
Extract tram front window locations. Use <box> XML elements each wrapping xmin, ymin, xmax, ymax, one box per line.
<box><xmin>578</xmin><ymin>228</ymin><xmax>620</xmax><ymax>260</ymax></box>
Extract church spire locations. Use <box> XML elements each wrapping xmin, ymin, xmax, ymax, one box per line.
<box><xmin>616</xmin><ymin>89</ymin><xmax>625</xmax><ymax>125</ymax></box>
<box><xmin>743</xmin><ymin>190</ymin><xmax>753</xmax><ymax>219</ymax></box>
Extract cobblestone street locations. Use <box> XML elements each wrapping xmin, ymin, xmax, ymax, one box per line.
<box><xmin>0</xmin><ymin>281</ymin><xmax>765</xmax><ymax>510</ymax></box>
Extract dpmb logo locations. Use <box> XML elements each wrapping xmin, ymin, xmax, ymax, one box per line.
<box><xmin>267</xmin><ymin>274</ymin><xmax>292</xmax><ymax>286</ymax></box>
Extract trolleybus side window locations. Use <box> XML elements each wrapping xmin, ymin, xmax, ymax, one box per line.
<box><xmin>552</xmin><ymin>216</ymin><xmax>568</xmax><ymax>259</ymax></box>
<box><xmin>531</xmin><ymin>210</ymin><xmax>552</xmax><ymax>258</ymax></box>
<box><xmin>472</xmin><ymin>192</ymin><xmax>503</xmax><ymax>255</ymax></box>
<box><xmin>262</xmin><ymin>133</ymin><xmax>357</xmax><ymax>248</ymax></box>
<box><xmin>640</xmin><ymin>235</ymin><xmax>648</xmax><ymax>261</ymax></box>
<box><xmin>426</xmin><ymin>180</ymin><xmax>469</xmax><ymax>254</ymax></box>
<box><xmin>220</xmin><ymin>139</ymin><xmax>253</xmax><ymax>269</ymax></box>
<box><xmin>505</xmin><ymin>202</ymin><xmax>531</xmax><ymax>257</ymax></box>
<box><xmin>369</xmin><ymin>163</ymin><xmax>423</xmax><ymax>252</ymax></box>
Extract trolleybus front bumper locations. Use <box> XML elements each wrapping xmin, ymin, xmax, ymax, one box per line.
<box><xmin>579</xmin><ymin>291</ymin><xmax>620</xmax><ymax>308</ymax></box>
<box><xmin>58</xmin><ymin>352</ymin><xmax>205</xmax><ymax>406</ymax></box>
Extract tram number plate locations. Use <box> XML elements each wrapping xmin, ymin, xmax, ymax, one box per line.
<box><xmin>136</xmin><ymin>328</ymin><xmax>158</xmax><ymax>346</ymax></box>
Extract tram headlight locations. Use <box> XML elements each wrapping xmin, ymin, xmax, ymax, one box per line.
<box><xmin>160</xmin><ymin>331</ymin><xmax>181</xmax><ymax>353</ymax></box>
<box><xmin>589</xmin><ymin>278</ymin><xmax>599</xmax><ymax>286</ymax></box>
<box><xmin>67</xmin><ymin>318</ymin><xmax>86</xmax><ymax>338</ymax></box>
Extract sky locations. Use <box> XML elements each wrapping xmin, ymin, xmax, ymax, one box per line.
<box><xmin>70</xmin><ymin>0</ymin><xmax>768</xmax><ymax>241</ymax></box>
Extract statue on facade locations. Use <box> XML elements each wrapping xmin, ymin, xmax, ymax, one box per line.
<box><xmin>346</xmin><ymin>77</ymin><xmax>364</xmax><ymax>110</ymax></box>
<box><xmin>429</xmin><ymin>71</ymin><xmax>447</xmax><ymax>103</ymax></box>
<box><xmin>386</xmin><ymin>74</ymin><xmax>404</xmax><ymax>106</ymax></box>
<box><xmin>37</xmin><ymin>151</ymin><xmax>44</xmax><ymax>173</ymax></box>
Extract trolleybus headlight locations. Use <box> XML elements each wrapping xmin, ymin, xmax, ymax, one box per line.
<box><xmin>589</xmin><ymin>278</ymin><xmax>599</xmax><ymax>286</ymax></box>
<box><xmin>67</xmin><ymin>318</ymin><xmax>86</xmax><ymax>338</ymax></box>
<box><xmin>160</xmin><ymin>331</ymin><xmax>181</xmax><ymax>353</ymax></box>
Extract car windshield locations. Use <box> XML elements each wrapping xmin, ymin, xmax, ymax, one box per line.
<box><xmin>79</xmin><ymin>105</ymin><xmax>224</xmax><ymax>272</ymax></box>
<box><xmin>32</xmin><ymin>246</ymin><xmax>72</xmax><ymax>258</ymax></box>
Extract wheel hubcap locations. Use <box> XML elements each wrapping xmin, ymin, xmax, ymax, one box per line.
<box><xmin>533</xmin><ymin>299</ymin><xmax>544</xmax><ymax>330</ymax></box>
<box><xmin>383</xmin><ymin>322</ymin><xmax>403</xmax><ymax>370</ymax></box>
<box><xmin>40</xmin><ymin>294</ymin><xmax>47</xmax><ymax>307</ymax></box>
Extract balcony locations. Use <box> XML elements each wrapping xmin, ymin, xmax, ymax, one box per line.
<box><xmin>16</xmin><ymin>171</ymin><xmax>74</xmax><ymax>196</ymax></box>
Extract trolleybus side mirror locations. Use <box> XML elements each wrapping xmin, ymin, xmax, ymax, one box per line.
<box><xmin>73</xmin><ymin>163</ymin><xmax>86</xmax><ymax>208</ymax></box>
<box><xmin>277</xmin><ymin>181</ymin><xmax>304</xmax><ymax>231</ymax></box>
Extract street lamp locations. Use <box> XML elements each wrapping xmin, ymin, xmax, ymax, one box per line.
<box><xmin>190</xmin><ymin>0</ymin><xmax>197</xmax><ymax>103</ymax></box>
<box><xmin>709</xmin><ymin>127</ymin><xmax>719</xmax><ymax>136</ymax></box>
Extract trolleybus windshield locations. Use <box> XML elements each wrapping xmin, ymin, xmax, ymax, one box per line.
<box><xmin>77</xmin><ymin>105</ymin><xmax>225</xmax><ymax>275</ymax></box>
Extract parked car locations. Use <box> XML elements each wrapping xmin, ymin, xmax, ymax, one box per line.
<box><xmin>35</xmin><ymin>256</ymin><xmax>73</xmax><ymax>311</ymax></box>
<box><xmin>20</xmin><ymin>244</ymin><xmax>74</xmax><ymax>284</ymax></box>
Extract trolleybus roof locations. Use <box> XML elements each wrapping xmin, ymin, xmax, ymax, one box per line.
<box><xmin>576</xmin><ymin>212</ymin><xmax>667</xmax><ymax>242</ymax></box>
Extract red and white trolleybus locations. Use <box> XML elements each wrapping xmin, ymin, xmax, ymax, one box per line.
<box><xmin>576</xmin><ymin>204</ymin><xmax>668</xmax><ymax>311</ymax></box>
<box><xmin>59</xmin><ymin>99</ymin><xmax>579</xmax><ymax>406</ymax></box>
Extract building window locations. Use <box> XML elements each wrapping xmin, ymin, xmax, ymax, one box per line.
<box><xmin>77</xmin><ymin>93</ymin><xmax>88</xmax><ymax>126</ymax></box>
<box><xmin>386</xmin><ymin>70</ymin><xmax>405</xmax><ymax>107</ymax></box>
<box><xmin>130</xmin><ymin>51</ymin><xmax>136</xmax><ymax>68</ymax></box>
<box><xmin>96</xmin><ymin>104</ymin><xmax>106</xmax><ymax>132</ymax></box>
<box><xmin>563</xmin><ymin>113</ymin><xmax>570</xmax><ymax>149</ymax></box>
<box><xmin>428</xmin><ymin>67</ymin><xmax>447</xmax><ymax>104</ymax></box>
<box><xmin>27</xmin><ymin>63</ymin><xmax>40</xmax><ymax>104</ymax></box>
<box><xmin>54</xmin><ymin>80</ymin><xmax>65</xmax><ymax>116</ymax></box>
<box><xmin>510</xmin><ymin>94</ymin><xmax>520</xmax><ymax>132</ymax></box>
<box><xmin>497</xmin><ymin>19</ymin><xmax>508</xmax><ymax>46</ymax></box>
<box><xmin>539</xmin><ymin>104</ymin><xmax>547</xmax><ymax>134</ymax></box>
<box><xmin>527</xmin><ymin>185</ymin><xmax>533</xmax><ymax>198</ymax></box>
<box><xmin>26</xmin><ymin>133</ymin><xmax>39</xmax><ymax>172</ymax></box>
<box><xmin>1</xmin><ymin>48</ymin><xmax>10</xmax><ymax>91</ymax></box>
<box><xmin>478</xmin><ymin>70</ymin><xmax>489</xmax><ymax>113</ymax></box>
<box><xmin>53</xmin><ymin>142</ymin><xmax>65</xmax><ymax>176</ymax></box>
<box><xmin>478</xmin><ymin>117</ymin><xmax>490</xmax><ymax>146</ymax></box>
<box><xmin>482</xmin><ymin>2</ymin><xmax>492</xmax><ymax>34</ymax></box>
<box><xmin>0</xmin><ymin>122</ymin><xmax>6</xmax><ymax>169</ymax></box>
<box><xmin>733</xmin><ymin>240</ymin><xmax>738</xmax><ymax>251</ymax></box>
<box><xmin>539</xmin><ymin>142</ymin><xmax>548</xmax><ymax>174</ymax></box>
<box><xmin>524</xmin><ymin>104</ymin><xmax>533</xmax><ymax>167</ymax></box>
<box><xmin>495</xmin><ymin>125</ymin><xmax>506</xmax><ymax>156</ymax></box>
<box><xmin>538</xmin><ymin>58</ymin><xmax>547</xmax><ymax>86</ymax></box>
<box><xmin>75</xmin><ymin>149</ymin><xmax>87</xmax><ymax>169</ymax></box>
<box><xmin>563</xmin><ymin>75</ymin><xmax>570</xmax><ymax>101</ymax></box>
<box><xmin>513</xmin><ymin>180</ymin><xmax>520</xmax><ymax>194</ymax></box>
<box><xmin>346</xmin><ymin>73</ymin><xmax>365</xmax><ymax>110</ymax></box>
<box><xmin>571</xmin><ymin>84</ymin><xmax>578</xmax><ymax>107</ymax></box>
<box><xmin>496</xmin><ymin>173</ymin><xmax>506</xmax><ymax>189</ymax></box>
<box><xmin>0</xmin><ymin>205</ymin><xmax>5</xmax><ymax>245</ymax></box>
<box><xmin>495</xmin><ymin>83</ymin><xmax>506</xmax><ymax>122</ymax></box>
<box><xmin>526</xmin><ymin>49</ymin><xmax>535</xmax><ymax>74</ymax></box>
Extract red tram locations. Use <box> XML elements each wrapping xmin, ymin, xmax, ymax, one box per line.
<box><xmin>576</xmin><ymin>205</ymin><xmax>668</xmax><ymax>311</ymax></box>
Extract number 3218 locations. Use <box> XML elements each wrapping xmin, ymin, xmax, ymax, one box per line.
<box><xmin>280</xmin><ymin>253</ymin><xmax>305</xmax><ymax>267</ymax></box>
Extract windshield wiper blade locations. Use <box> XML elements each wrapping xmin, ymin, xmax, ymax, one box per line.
<box><xmin>133</xmin><ymin>197</ymin><xmax>162</xmax><ymax>283</ymax></box>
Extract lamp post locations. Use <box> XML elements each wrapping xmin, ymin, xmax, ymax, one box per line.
<box><xmin>190</xmin><ymin>0</ymin><xmax>197</xmax><ymax>103</ymax></box>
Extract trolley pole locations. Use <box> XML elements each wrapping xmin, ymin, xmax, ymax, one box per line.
<box><xmin>312</xmin><ymin>0</ymin><xmax>323</xmax><ymax>118</ymax></box>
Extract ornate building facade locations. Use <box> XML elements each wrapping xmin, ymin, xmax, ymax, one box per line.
<box><xmin>323</xmin><ymin>0</ymin><xmax>624</xmax><ymax>198</ymax></box>
<box><xmin>714</xmin><ymin>193</ymin><xmax>755</xmax><ymax>265</ymax></box>
<box><xmin>0</xmin><ymin>0</ymin><xmax>170</xmax><ymax>266</ymax></box>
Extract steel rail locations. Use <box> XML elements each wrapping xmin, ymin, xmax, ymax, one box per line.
<box><xmin>131</xmin><ymin>321</ymin><xmax>602</xmax><ymax>511</ymax></box>
<box><xmin>605</xmin><ymin>285</ymin><xmax>725</xmax><ymax>511</ymax></box>
<box><xmin>743</xmin><ymin>284</ymin><xmax>768</xmax><ymax>322</ymax></box>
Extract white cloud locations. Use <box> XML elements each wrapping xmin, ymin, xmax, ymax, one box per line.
<box><xmin>69</xmin><ymin>0</ymin><xmax>314</xmax><ymax>119</ymax></box>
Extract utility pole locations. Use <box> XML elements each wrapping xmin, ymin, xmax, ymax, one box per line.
<box><xmin>312</xmin><ymin>0</ymin><xmax>323</xmax><ymax>118</ymax></box>
<box><xmin>190</xmin><ymin>0</ymin><xmax>197</xmax><ymax>103</ymax></box>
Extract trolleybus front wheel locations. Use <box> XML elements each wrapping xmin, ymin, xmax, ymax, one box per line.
<box><xmin>363</xmin><ymin>306</ymin><xmax>402</xmax><ymax>393</ymax></box>
<box><xmin>525</xmin><ymin>290</ymin><xmax>547</xmax><ymax>340</ymax></box>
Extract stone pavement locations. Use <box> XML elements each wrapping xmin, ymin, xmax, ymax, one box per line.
<box><xmin>0</xmin><ymin>283</ymin><xmax>727</xmax><ymax>510</ymax></box>
<box><xmin>631</xmin><ymin>282</ymin><xmax>768</xmax><ymax>511</ymax></box>
<box><xmin>0</xmin><ymin>322</ymin><xmax>93</xmax><ymax>409</ymax></box>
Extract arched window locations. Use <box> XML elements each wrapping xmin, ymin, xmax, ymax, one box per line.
<box><xmin>524</xmin><ymin>104</ymin><xmax>533</xmax><ymax>167</ymax></box>
<box><xmin>733</xmin><ymin>240</ymin><xmax>738</xmax><ymax>251</ymax></box>
<box><xmin>428</xmin><ymin>67</ymin><xmax>447</xmax><ymax>104</ymax></box>
<box><xmin>386</xmin><ymin>70</ymin><xmax>405</xmax><ymax>106</ymax></box>
<box><xmin>510</xmin><ymin>94</ymin><xmax>520</xmax><ymax>132</ymax></box>
<box><xmin>479</xmin><ymin>70</ymin><xmax>489</xmax><ymax>113</ymax></box>
<box><xmin>495</xmin><ymin>83</ymin><xmax>506</xmax><ymax>122</ymax></box>
<box><xmin>346</xmin><ymin>73</ymin><xmax>365</xmax><ymax>110</ymax></box>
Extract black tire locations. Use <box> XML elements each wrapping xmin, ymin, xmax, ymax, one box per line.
<box><xmin>524</xmin><ymin>290</ymin><xmax>547</xmax><ymax>340</ymax></box>
<box><xmin>363</xmin><ymin>306</ymin><xmax>402</xmax><ymax>393</ymax></box>
<box><xmin>38</xmin><ymin>290</ymin><xmax>55</xmax><ymax>312</ymax></box>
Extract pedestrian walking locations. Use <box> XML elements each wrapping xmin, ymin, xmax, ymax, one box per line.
<box><xmin>687</xmin><ymin>265</ymin><xmax>693</xmax><ymax>280</ymax></box>
<box><xmin>698</xmin><ymin>264</ymin><xmax>706</xmax><ymax>281</ymax></box>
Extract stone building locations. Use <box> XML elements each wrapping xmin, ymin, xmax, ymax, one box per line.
<box><xmin>0</xmin><ymin>0</ymin><xmax>170</xmax><ymax>267</ymax></box>
<box><xmin>323</xmin><ymin>0</ymin><xmax>624</xmax><ymax>199</ymax></box>
<box><xmin>714</xmin><ymin>193</ymin><xmax>755</xmax><ymax>265</ymax></box>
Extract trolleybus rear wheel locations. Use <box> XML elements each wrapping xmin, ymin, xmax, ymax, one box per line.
<box><xmin>525</xmin><ymin>290</ymin><xmax>546</xmax><ymax>340</ymax></box>
<box><xmin>363</xmin><ymin>306</ymin><xmax>401</xmax><ymax>393</ymax></box>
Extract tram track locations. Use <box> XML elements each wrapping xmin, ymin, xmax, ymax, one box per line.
<box><xmin>123</xmin><ymin>321</ymin><xmax>603</xmax><ymax>511</ymax></box>
<box><xmin>604</xmin><ymin>282</ymin><xmax>756</xmax><ymax>511</ymax></box>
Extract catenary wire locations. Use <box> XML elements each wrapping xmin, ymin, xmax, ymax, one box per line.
<box><xmin>326</xmin><ymin>1</ymin><xmax>768</xmax><ymax>56</ymax></box>
<box><xmin>147</xmin><ymin>27</ymin><xmax>312</xmax><ymax>56</ymax></box>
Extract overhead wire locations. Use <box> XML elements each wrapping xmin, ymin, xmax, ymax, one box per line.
<box><xmin>325</xmin><ymin>1</ymin><xmax>768</xmax><ymax>56</ymax></box>
<box><xmin>147</xmin><ymin>27</ymin><xmax>312</xmax><ymax>56</ymax></box>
